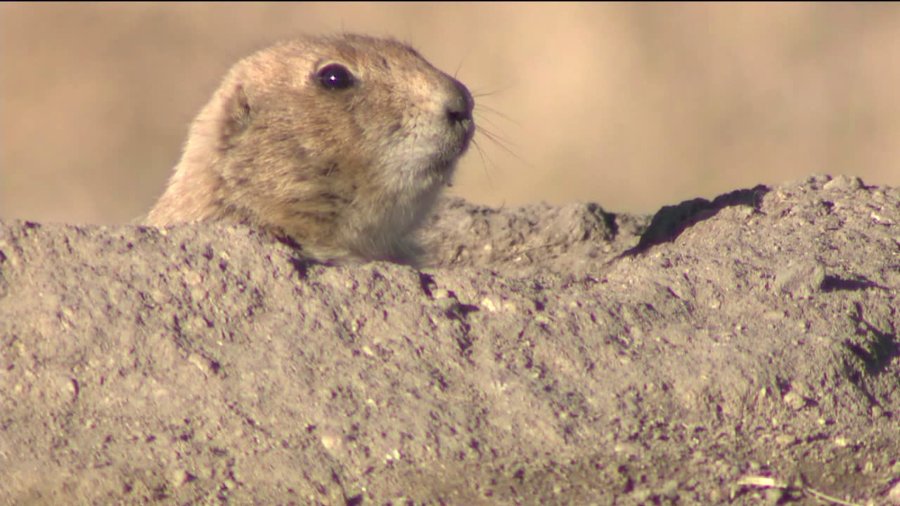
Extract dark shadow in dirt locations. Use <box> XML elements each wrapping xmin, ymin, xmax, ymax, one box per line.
<box><xmin>590</xmin><ymin>202</ymin><xmax>619</xmax><ymax>238</ymax></box>
<box><xmin>272</xmin><ymin>233</ymin><xmax>320</xmax><ymax>278</ymax></box>
<box><xmin>418</xmin><ymin>272</ymin><xmax>436</xmax><ymax>298</ymax></box>
<box><xmin>822</xmin><ymin>275</ymin><xmax>886</xmax><ymax>292</ymax></box>
<box><xmin>846</xmin><ymin>320</ymin><xmax>899</xmax><ymax>377</ymax></box>
<box><xmin>623</xmin><ymin>185</ymin><xmax>770</xmax><ymax>255</ymax></box>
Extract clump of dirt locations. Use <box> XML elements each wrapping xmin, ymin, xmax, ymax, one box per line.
<box><xmin>1</xmin><ymin>174</ymin><xmax>897</xmax><ymax>505</ymax></box>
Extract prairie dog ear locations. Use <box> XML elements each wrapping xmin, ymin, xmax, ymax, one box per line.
<box><xmin>217</xmin><ymin>82</ymin><xmax>252</xmax><ymax>147</ymax></box>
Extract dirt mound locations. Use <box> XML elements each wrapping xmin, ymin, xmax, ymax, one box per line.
<box><xmin>1</xmin><ymin>174</ymin><xmax>897</xmax><ymax>505</ymax></box>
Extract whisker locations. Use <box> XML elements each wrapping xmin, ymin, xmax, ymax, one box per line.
<box><xmin>467</xmin><ymin>83</ymin><xmax>529</xmax><ymax>171</ymax></box>
<box><xmin>475</xmin><ymin>103</ymin><xmax>519</xmax><ymax>126</ymax></box>
<box><xmin>477</xmin><ymin>127</ymin><xmax>530</xmax><ymax>167</ymax></box>
<box><xmin>478</xmin><ymin>127</ymin><xmax>517</xmax><ymax>155</ymax></box>
<box><xmin>470</xmin><ymin>138</ymin><xmax>496</xmax><ymax>188</ymax></box>
<box><xmin>471</xmin><ymin>83</ymin><xmax>515</xmax><ymax>97</ymax></box>
<box><xmin>453</xmin><ymin>44</ymin><xmax>477</xmax><ymax>80</ymax></box>
<box><xmin>478</xmin><ymin>126</ymin><xmax>517</xmax><ymax>152</ymax></box>
<box><xmin>473</xmin><ymin>112</ymin><xmax>505</xmax><ymax>133</ymax></box>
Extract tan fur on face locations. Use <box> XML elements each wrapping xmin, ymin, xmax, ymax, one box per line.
<box><xmin>146</xmin><ymin>34</ymin><xmax>474</xmax><ymax>264</ymax></box>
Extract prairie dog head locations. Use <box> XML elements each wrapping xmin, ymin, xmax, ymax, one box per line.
<box><xmin>147</xmin><ymin>34</ymin><xmax>475</xmax><ymax>265</ymax></box>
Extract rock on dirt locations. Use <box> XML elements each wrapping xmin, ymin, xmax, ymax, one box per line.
<box><xmin>1</xmin><ymin>174</ymin><xmax>898</xmax><ymax>505</ymax></box>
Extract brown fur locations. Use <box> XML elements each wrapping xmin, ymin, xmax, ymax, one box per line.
<box><xmin>146</xmin><ymin>34</ymin><xmax>474</xmax><ymax>264</ymax></box>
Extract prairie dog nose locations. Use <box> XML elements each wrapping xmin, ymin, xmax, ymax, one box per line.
<box><xmin>445</xmin><ymin>77</ymin><xmax>474</xmax><ymax>125</ymax></box>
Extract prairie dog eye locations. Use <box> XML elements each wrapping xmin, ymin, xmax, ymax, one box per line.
<box><xmin>316</xmin><ymin>63</ymin><xmax>355</xmax><ymax>90</ymax></box>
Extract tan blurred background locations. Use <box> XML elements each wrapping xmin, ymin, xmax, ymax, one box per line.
<box><xmin>2</xmin><ymin>2</ymin><xmax>899</xmax><ymax>225</ymax></box>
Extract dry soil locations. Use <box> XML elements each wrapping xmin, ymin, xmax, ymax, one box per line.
<box><xmin>1</xmin><ymin>174</ymin><xmax>898</xmax><ymax>505</ymax></box>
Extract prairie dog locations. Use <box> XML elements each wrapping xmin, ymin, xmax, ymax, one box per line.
<box><xmin>147</xmin><ymin>34</ymin><xmax>475</xmax><ymax>265</ymax></box>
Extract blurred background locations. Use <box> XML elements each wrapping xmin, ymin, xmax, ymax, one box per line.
<box><xmin>2</xmin><ymin>3</ymin><xmax>899</xmax><ymax>225</ymax></box>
